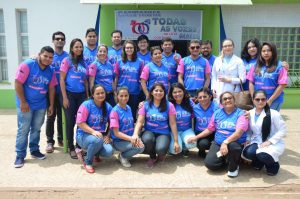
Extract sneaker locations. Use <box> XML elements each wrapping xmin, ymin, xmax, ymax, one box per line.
<box><xmin>266</xmin><ymin>162</ymin><xmax>280</xmax><ymax>176</ymax></box>
<box><xmin>14</xmin><ymin>157</ymin><xmax>24</xmax><ymax>168</ymax></box>
<box><xmin>57</xmin><ymin>140</ymin><xmax>64</xmax><ymax>147</ymax></box>
<box><xmin>118</xmin><ymin>153</ymin><xmax>131</xmax><ymax>168</ymax></box>
<box><xmin>146</xmin><ymin>158</ymin><xmax>157</xmax><ymax>168</ymax></box>
<box><xmin>227</xmin><ymin>166</ymin><xmax>239</xmax><ymax>178</ymax></box>
<box><xmin>84</xmin><ymin>164</ymin><xmax>95</xmax><ymax>174</ymax></box>
<box><xmin>31</xmin><ymin>151</ymin><xmax>46</xmax><ymax>160</ymax></box>
<box><xmin>45</xmin><ymin>143</ymin><xmax>54</xmax><ymax>153</ymax></box>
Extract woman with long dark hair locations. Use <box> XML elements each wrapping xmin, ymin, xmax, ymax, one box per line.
<box><xmin>60</xmin><ymin>38</ymin><xmax>89</xmax><ymax>159</ymax></box>
<box><xmin>247</xmin><ymin>42</ymin><xmax>288</xmax><ymax>111</ymax></box>
<box><xmin>167</xmin><ymin>83</ymin><xmax>196</xmax><ymax>155</ymax></box>
<box><xmin>134</xmin><ymin>83</ymin><xmax>180</xmax><ymax>168</ymax></box>
<box><xmin>242</xmin><ymin>90</ymin><xmax>286</xmax><ymax>176</ymax></box>
<box><xmin>76</xmin><ymin>85</ymin><xmax>114</xmax><ymax>173</ymax></box>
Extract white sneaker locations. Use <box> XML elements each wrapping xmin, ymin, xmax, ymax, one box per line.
<box><xmin>118</xmin><ymin>153</ymin><xmax>131</xmax><ymax>168</ymax></box>
<box><xmin>227</xmin><ymin>166</ymin><xmax>239</xmax><ymax>178</ymax></box>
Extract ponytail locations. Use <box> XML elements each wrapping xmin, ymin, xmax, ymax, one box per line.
<box><xmin>261</xmin><ymin>103</ymin><xmax>271</xmax><ymax>141</ymax></box>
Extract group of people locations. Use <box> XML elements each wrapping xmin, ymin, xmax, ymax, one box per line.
<box><xmin>14</xmin><ymin>28</ymin><xmax>287</xmax><ymax>178</ymax></box>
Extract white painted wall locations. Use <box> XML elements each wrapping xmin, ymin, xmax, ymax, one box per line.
<box><xmin>0</xmin><ymin>0</ymin><xmax>98</xmax><ymax>89</ymax></box>
<box><xmin>221</xmin><ymin>4</ymin><xmax>300</xmax><ymax>55</ymax></box>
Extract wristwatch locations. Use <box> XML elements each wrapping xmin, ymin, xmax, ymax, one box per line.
<box><xmin>223</xmin><ymin>140</ymin><xmax>229</xmax><ymax>145</ymax></box>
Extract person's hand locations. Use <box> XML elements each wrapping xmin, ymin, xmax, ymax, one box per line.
<box><xmin>260</xmin><ymin>141</ymin><xmax>271</xmax><ymax>148</ymax></box>
<box><xmin>173</xmin><ymin>50</ymin><xmax>180</xmax><ymax>64</ymax></box>
<box><xmin>103</xmin><ymin>135</ymin><xmax>111</xmax><ymax>144</ymax></box>
<box><xmin>131</xmin><ymin>134</ymin><xmax>139</xmax><ymax>145</ymax></box>
<box><xmin>218</xmin><ymin>76</ymin><xmax>230</xmax><ymax>83</ymax></box>
<box><xmin>48</xmin><ymin>105</ymin><xmax>54</xmax><ymax>116</ymax></box>
<box><xmin>212</xmin><ymin>90</ymin><xmax>217</xmax><ymax>98</ymax></box>
<box><xmin>282</xmin><ymin>61</ymin><xmax>289</xmax><ymax>71</ymax></box>
<box><xmin>20</xmin><ymin>101</ymin><xmax>30</xmax><ymax>112</ymax></box>
<box><xmin>138</xmin><ymin>101</ymin><xmax>145</xmax><ymax>110</ymax></box>
<box><xmin>63</xmin><ymin>97</ymin><xmax>69</xmax><ymax>109</ymax></box>
<box><xmin>173</xmin><ymin>142</ymin><xmax>181</xmax><ymax>154</ymax></box>
<box><xmin>135</xmin><ymin>138</ymin><xmax>144</xmax><ymax>148</ymax></box>
<box><xmin>92</xmin><ymin>130</ymin><xmax>103</xmax><ymax>139</ymax></box>
<box><xmin>220</xmin><ymin>142</ymin><xmax>228</xmax><ymax>156</ymax></box>
<box><xmin>244</xmin><ymin>111</ymin><xmax>250</xmax><ymax>120</ymax></box>
<box><xmin>187</xmin><ymin>136</ymin><xmax>197</xmax><ymax>144</ymax></box>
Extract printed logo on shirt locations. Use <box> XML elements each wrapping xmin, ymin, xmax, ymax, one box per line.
<box><xmin>186</xmin><ymin>65</ymin><xmax>204</xmax><ymax>72</ymax></box>
<box><xmin>32</xmin><ymin>75</ymin><xmax>50</xmax><ymax>85</ymax></box>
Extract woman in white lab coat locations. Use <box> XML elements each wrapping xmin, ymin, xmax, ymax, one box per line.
<box><xmin>211</xmin><ymin>39</ymin><xmax>246</xmax><ymax>103</ymax></box>
<box><xmin>242</xmin><ymin>89</ymin><xmax>286</xmax><ymax>176</ymax></box>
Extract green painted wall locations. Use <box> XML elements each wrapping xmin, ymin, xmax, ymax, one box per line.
<box><xmin>99</xmin><ymin>4</ymin><xmax>220</xmax><ymax>56</ymax></box>
<box><xmin>0</xmin><ymin>89</ymin><xmax>15</xmax><ymax>109</ymax></box>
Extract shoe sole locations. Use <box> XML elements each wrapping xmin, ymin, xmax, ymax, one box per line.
<box><xmin>14</xmin><ymin>164</ymin><xmax>24</xmax><ymax>168</ymax></box>
<box><xmin>31</xmin><ymin>155</ymin><xmax>46</xmax><ymax>160</ymax></box>
<box><xmin>46</xmin><ymin>149</ymin><xmax>54</xmax><ymax>153</ymax></box>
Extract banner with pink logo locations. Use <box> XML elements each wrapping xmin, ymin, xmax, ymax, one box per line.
<box><xmin>115</xmin><ymin>10</ymin><xmax>202</xmax><ymax>40</ymax></box>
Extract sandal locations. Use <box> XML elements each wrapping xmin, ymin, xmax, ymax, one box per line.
<box><xmin>84</xmin><ymin>164</ymin><xmax>95</xmax><ymax>174</ymax></box>
<box><xmin>69</xmin><ymin>150</ymin><xmax>78</xmax><ymax>159</ymax></box>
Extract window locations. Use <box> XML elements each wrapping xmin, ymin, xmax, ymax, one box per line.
<box><xmin>17</xmin><ymin>10</ymin><xmax>29</xmax><ymax>62</ymax></box>
<box><xmin>242</xmin><ymin>27</ymin><xmax>300</xmax><ymax>88</ymax></box>
<box><xmin>0</xmin><ymin>9</ymin><xmax>8</xmax><ymax>82</ymax></box>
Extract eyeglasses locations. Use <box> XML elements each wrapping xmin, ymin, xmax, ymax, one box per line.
<box><xmin>254</xmin><ymin>98</ymin><xmax>266</xmax><ymax>102</ymax></box>
<box><xmin>190</xmin><ymin>46</ymin><xmax>200</xmax><ymax>50</ymax></box>
<box><xmin>198</xmin><ymin>95</ymin><xmax>208</xmax><ymax>99</ymax></box>
<box><xmin>222</xmin><ymin>96</ymin><xmax>233</xmax><ymax>101</ymax></box>
<box><xmin>54</xmin><ymin>38</ymin><xmax>65</xmax><ymax>41</ymax></box>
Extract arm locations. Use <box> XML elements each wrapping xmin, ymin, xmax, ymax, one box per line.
<box><xmin>48</xmin><ymin>85</ymin><xmax>55</xmax><ymax>116</ymax></box>
<box><xmin>169</xmin><ymin>114</ymin><xmax>180</xmax><ymax>153</ymax></box>
<box><xmin>231</xmin><ymin>59</ymin><xmax>246</xmax><ymax>84</ymax></box>
<box><xmin>267</xmin><ymin>85</ymin><xmax>286</xmax><ymax>106</ymax></box>
<box><xmin>204</xmin><ymin>73</ymin><xmax>210</xmax><ymax>88</ymax></box>
<box><xmin>112</xmin><ymin>127</ymin><xmax>133</xmax><ymax>142</ymax></box>
<box><xmin>15</xmin><ymin>80</ymin><xmax>29</xmax><ymax>112</ymax></box>
<box><xmin>249</xmin><ymin>81</ymin><xmax>255</xmax><ymax>98</ymax></box>
<box><xmin>178</xmin><ymin>73</ymin><xmax>184</xmax><ymax>86</ymax></box>
<box><xmin>141</xmin><ymin>79</ymin><xmax>149</xmax><ymax>99</ymax></box>
<box><xmin>220</xmin><ymin>128</ymin><xmax>245</xmax><ymax>156</ymax></box>
<box><xmin>89</xmin><ymin>76</ymin><xmax>95</xmax><ymax>94</ymax></box>
<box><xmin>60</xmin><ymin>71</ymin><xmax>69</xmax><ymax>109</ymax></box>
<box><xmin>84</xmin><ymin>79</ymin><xmax>89</xmax><ymax>98</ymax></box>
<box><xmin>77</xmin><ymin>122</ymin><xmax>103</xmax><ymax>139</ymax></box>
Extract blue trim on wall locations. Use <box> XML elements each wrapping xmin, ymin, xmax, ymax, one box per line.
<box><xmin>95</xmin><ymin>5</ymin><xmax>101</xmax><ymax>45</ymax></box>
<box><xmin>220</xmin><ymin>7</ymin><xmax>226</xmax><ymax>46</ymax></box>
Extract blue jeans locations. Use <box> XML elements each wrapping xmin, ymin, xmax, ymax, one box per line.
<box><xmin>15</xmin><ymin>108</ymin><xmax>46</xmax><ymax>158</ymax></box>
<box><xmin>169</xmin><ymin>128</ymin><xmax>196</xmax><ymax>154</ymax></box>
<box><xmin>270</xmin><ymin>102</ymin><xmax>282</xmax><ymax>112</ymax></box>
<box><xmin>113</xmin><ymin>140</ymin><xmax>144</xmax><ymax>158</ymax></box>
<box><xmin>76</xmin><ymin>133</ymin><xmax>114</xmax><ymax>165</ymax></box>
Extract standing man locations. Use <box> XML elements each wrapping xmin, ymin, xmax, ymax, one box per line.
<box><xmin>161</xmin><ymin>37</ymin><xmax>181</xmax><ymax>84</ymax></box>
<box><xmin>45</xmin><ymin>31</ymin><xmax>68</xmax><ymax>153</ymax></box>
<box><xmin>108</xmin><ymin>30</ymin><xmax>123</xmax><ymax>65</ymax></box>
<box><xmin>201</xmin><ymin>40</ymin><xmax>216</xmax><ymax>70</ymax></box>
<box><xmin>177</xmin><ymin>39</ymin><xmax>210</xmax><ymax>97</ymax></box>
<box><xmin>137</xmin><ymin>34</ymin><xmax>151</xmax><ymax>65</ymax></box>
<box><xmin>14</xmin><ymin>46</ymin><xmax>57</xmax><ymax>168</ymax></box>
<box><xmin>83</xmin><ymin>28</ymin><xmax>98</xmax><ymax>68</ymax></box>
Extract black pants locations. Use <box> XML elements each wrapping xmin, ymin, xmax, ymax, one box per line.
<box><xmin>46</xmin><ymin>94</ymin><xmax>62</xmax><ymax>144</ymax></box>
<box><xmin>141</xmin><ymin>131</ymin><xmax>170</xmax><ymax>159</ymax></box>
<box><xmin>204</xmin><ymin>141</ymin><xmax>242</xmax><ymax>172</ymax></box>
<box><xmin>62</xmin><ymin>91</ymin><xmax>86</xmax><ymax>151</ymax></box>
<box><xmin>196</xmin><ymin>132</ymin><xmax>215</xmax><ymax>153</ymax></box>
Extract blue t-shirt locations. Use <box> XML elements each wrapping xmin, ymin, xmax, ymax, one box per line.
<box><xmin>16</xmin><ymin>59</ymin><xmax>55</xmax><ymax>110</ymax></box>
<box><xmin>213</xmin><ymin>108</ymin><xmax>247</xmax><ymax>145</ymax></box>
<box><xmin>89</xmin><ymin>60</ymin><xmax>114</xmax><ymax>92</ymax></box>
<box><xmin>162</xmin><ymin>52</ymin><xmax>181</xmax><ymax>84</ymax></box>
<box><xmin>110</xmin><ymin>104</ymin><xmax>134</xmax><ymax>141</ymax></box>
<box><xmin>143</xmin><ymin>101</ymin><xmax>171</xmax><ymax>135</ymax></box>
<box><xmin>243</xmin><ymin>58</ymin><xmax>257</xmax><ymax>91</ymax></box>
<box><xmin>193</xmin><ymin>101</ymin><xmax>219</xmax><ymax>132</ymax></box>
<box><xmin>61</xmin><ymin>57</ymin><xmax>87</xmax><ymax>93</ymax></box>
<box><xmin>137</xmin><ymin>51</ymin><xmax>151</xmax><ymax>65</ymax></box>
<box><xmin>206</xmin><ymin>54</ymin><xmax>216</xmax><ymax>72</ymax></box>
<box><xmin>50</xmin><ymin>51</ymin><xmax>68</xmax><ymax>93</ymax></box>
<box><xmin>180</xmin><ymin>56</ymin><xmax>208</xmax><ymax>91</ymax></box>
<box><xmin>115</xmin><ymin>59</ymin><xmax>143</xmax><ymax>94</ymax></box>
<box><xmin>108</xmin><ymin>47</ymin><xmax>122</xmax><ymax>65</ymax></box>
<box><xmin>253</xmin><ymin>61</ymin><xmax>285</xmax><ymax>104</ymax></box>
<box><xmin>174</xmin><ymin>99</ymin><xmax>194</xmax><ymax>131</ymax></box>
<box><xmin>83</xmin><ymin>46</ymin><xmax>97</xmax><ymax>69</ymax></box>
<box><xmin>76</xmin><ymin>99</ymin><xmax>112</xmax><ymax>138</ymax></box>
<box><xmin>146</xmin><ymin>62</ymin><xmax>169</xmax><ymax>92</ymax></box>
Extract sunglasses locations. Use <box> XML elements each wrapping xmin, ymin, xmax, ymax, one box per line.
<box><xmin>222</xmin><ymin>96</ymin><xmax>233</xmax><ymax>101</ymax></box>
<box><xmin>254</xmin><ymin>98</ymin><xmax>266</xmax><ymax>102</ymax></box>
<box><xmin>190</xmin><ymin>46</ymin><xmax>200</xmax><ymax>50</ymax></box>
<box><xmin>54</xmin><ymin>38</ymin><xmax>65</xmax><ymax>41</ymax></box>
<box><xmin>198</xmin><ymin>95</ymin><xmax>208</xmax><ymax>99</ymax></box>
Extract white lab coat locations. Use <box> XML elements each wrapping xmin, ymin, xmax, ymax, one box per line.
<box><xmin>248</xmin><ymin>108</ymin><xmax>286</xmax><ymax>161</ymax></box>
<box><xmin>211</xmin><ymin>54</ymin><xmax>246</xmax><ymax>102</ymax></box>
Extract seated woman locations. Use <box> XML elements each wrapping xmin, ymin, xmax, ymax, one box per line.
<box><xmin>242</xmin><ymin>89</ymin><xmax>286</xmax><ymax>176</ymax></box>
<box><xmin>76</xmin><ymin>85</ymin><xmax>114</xmax><ymax>174</ymax></box>
<box><xmin>192</xmin><ymin>87</ymin><xmax>219</xmax><ymax>158</ymax></box>
<box><xmin>188</xmin><ymin>91</ymin><xmax>248</xmax><ymax>178</ymax></box>
<box><xmin>110</xmin><ymin>87</ymin><xmax>145</xmax><ymax>168</ymax></box>
<box><xmin>168</xmin><ymin>83</ymin><xmax>196</xmax><ymax>155</ymax></box>
<box><xmin>134</xmin><ymin>83</ymin><xmax>181</xmax><ymax>168</ymax></box>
